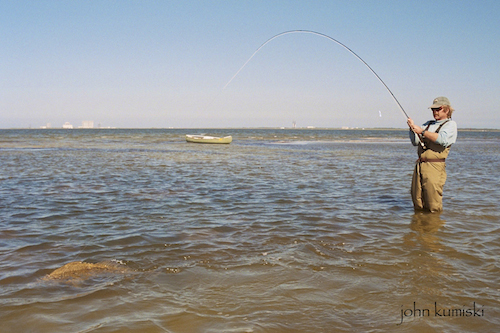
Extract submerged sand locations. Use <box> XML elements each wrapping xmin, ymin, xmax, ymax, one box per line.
<box><xmin>43</xmin><ymin>261</ymin><xmax>130</xmax><ymax>284</ymax></box>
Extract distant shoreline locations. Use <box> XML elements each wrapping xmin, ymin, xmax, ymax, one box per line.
<box><xmin>1</xmin><ymin>127</ymin><xmax>499</xmax><ymax>132</ymax></box>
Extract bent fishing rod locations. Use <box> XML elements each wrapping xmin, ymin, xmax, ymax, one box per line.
<box><xmin>220</xmin><ymin>30</ymin><xmax>426</xmax><ymax>146</ymax></box>
<box><xmin>223</xmin><ymin>30</ymin><xmax>412</xmax><ymax>121</ymax></box>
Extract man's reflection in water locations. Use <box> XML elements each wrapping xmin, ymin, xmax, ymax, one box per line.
<box><xmin>410</xmin><ymin>212</ymin><xmax>445</xmax><ymax>234</ymax></box>
<box><xmin>407</xmin><ymin>212</ymin><xmax>445</xmax><ymax>252</ymax></box>
<box><xmin>402</xmin><ymin>213</ymin><xmax>449</xmax><ymax>297</ymax></box>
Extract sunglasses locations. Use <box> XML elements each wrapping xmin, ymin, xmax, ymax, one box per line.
<box><xmin>431</xmin><ymin>107</ymin><xmax>443</xmax><ymax>112</ymax></box>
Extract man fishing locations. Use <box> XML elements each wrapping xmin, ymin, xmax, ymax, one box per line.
<box><xmin>407</xmin><ymin>97</ymin><xmax>458</xmax><ymax>212</ymax></box>
<box><xmin>220</xmin><ymin>30</ymin><xmax>458</xmax><ymax>213</ymax></box>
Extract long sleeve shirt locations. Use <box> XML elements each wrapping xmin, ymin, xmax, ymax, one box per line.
<box><xmin>409</xmin><ymin>119</ymin><xmax>458</xmax><ymax>147</ymax></box>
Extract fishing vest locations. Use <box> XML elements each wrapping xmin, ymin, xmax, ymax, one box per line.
<box><xmin>417</xmin><ymin>119</ymin><xmax>451</xmax><ymax>160</ymax></box>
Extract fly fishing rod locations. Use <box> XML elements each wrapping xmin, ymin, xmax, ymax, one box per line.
<box><xmin>221</xmin><ymin>30</ymin><xmax>425</xmax><ymax>146</ymax></box>
<box><xmin>223</xmin><ymin>30</ymin><xmax>411</xmax><ymax>120</ymax></box>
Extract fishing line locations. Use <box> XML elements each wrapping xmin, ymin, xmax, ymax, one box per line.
<box><xmin>221</xmin><ymin>29</ymin><xmax>411</xmax><ymax>121</ymax></box>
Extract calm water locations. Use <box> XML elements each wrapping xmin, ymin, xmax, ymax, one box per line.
<box><xmin>0</xmin><ymin>128</ymin><xmax>499</xmax><ymax>333</ymax></box>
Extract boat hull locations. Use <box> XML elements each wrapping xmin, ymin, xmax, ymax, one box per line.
<box><xmin>185</xmin><ymin>135</ymin><xmax>232</xmax><ymax>144</ymax></box>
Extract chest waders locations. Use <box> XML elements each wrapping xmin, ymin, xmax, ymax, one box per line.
<box><xmin>411</xmin><ymin>120</ymin><xmax>451</xmax><ymax>212</ymax></box>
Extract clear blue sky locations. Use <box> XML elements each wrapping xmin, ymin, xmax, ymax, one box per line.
<box><xmin>1</xmin><ymin>0</ymin><xmax>499</xmax><ymax>129</ymax></box>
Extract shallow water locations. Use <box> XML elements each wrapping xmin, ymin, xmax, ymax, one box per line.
<box><xmin>0</xmin><ymin>128</ymin><xmax>499</xmax><ymax>332</ymax></box>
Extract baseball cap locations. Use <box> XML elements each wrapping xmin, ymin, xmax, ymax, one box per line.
<box><xmin>429</xmin><ymin>96</ymin><xmax>450</xmax><ymax>109</ymax></box>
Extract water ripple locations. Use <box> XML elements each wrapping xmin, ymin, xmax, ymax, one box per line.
<box><xmin>0</xmin><ymin>129</ymin><xmax>499</xmax><ymax>332</ymax></box>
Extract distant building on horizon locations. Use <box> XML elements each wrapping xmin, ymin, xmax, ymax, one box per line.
<box><xmin>62</xmin><ymin>122</ymin><xmax>73</xmax><ymax>129</ymax></box>
<box><xmin>80</xmin><ymin>121</ymin><xmax>94</xmax><ymax>129</ymax></box>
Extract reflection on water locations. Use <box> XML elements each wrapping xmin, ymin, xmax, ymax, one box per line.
<box><xmin>408</xmin><ymin>212</ymin><xmax>446</xmax><ymax>253</ymax></box>
<box><xmin>410</xmin><ymin>212</ymin><xmax>445</xmax><ymax>233</ymax></box>
<box><xmin>0</xmin><ymin>129</ymin><xmax>499</xmax><ymax>332</ymax></box>
<box><xmin>403</xmin><ymin>213</ymin><xmax>449</xmax><ymax>299</ymax></box>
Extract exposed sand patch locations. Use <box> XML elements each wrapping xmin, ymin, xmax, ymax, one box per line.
<box><xmin>43</xmin><ymin>261</ymin><xmax>130</xmax><ymax>284</ymax></box>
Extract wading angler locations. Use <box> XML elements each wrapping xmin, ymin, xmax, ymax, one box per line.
<box><xmin>407</xmin><ymin>97</ymin><xmax>458</xmax><ymax>212</ymax></box>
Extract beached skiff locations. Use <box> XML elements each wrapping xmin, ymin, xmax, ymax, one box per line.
<box><xmin>185</xmin><ymin>135</ymin><xmax>232</xmax><ymax>144</ymax></box>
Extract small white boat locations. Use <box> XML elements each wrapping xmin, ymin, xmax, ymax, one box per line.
<box><xmin>185</xmin><ymin>134</ymin><xmax>232</xmax><ymax>144</ymax></box>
